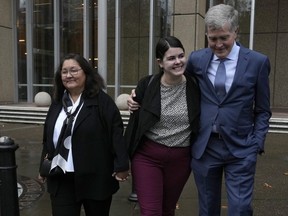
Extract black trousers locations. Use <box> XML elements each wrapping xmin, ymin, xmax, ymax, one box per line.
<box><xmin>50</xmin><ymin>173</ymin><xmax>112</xmax><ymax>216</ymax></box>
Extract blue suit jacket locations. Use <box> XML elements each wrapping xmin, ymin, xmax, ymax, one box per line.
<box><xmin>186</xmin><ymin>44</ymin><xmax>271</xmax><ymax>159</ymax></box>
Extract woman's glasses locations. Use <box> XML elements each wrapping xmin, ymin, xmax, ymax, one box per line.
<box><xmin>61</xmin><ymin>68</ymin><xmax>82</xmax><ymax>77</ymax></box>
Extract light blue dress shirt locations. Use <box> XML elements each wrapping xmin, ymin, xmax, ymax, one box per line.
<box><xmin>207</xmin><ymin>42</ymin><xmax>240</xmax><ymax>93</ymax></box>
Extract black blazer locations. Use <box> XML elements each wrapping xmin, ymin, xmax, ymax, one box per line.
<box><xmin>40</xmin><ymin>90</ymin><xmax>129</xmax><ymax>200</ymax></box>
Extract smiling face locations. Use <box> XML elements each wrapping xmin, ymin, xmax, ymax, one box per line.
<box><xmin>61</xmin><ymin>59</ymin><xmax>86</xmax><ymax>94</ymax></box>
<box><xmin>158</xmin><ymin>47</ymin><xmax>186</xmax><ymax>78</ymax></box>
<box><xmin>206</xmin><ymin>22</ymin><xmax>237</xmax><ymax>59</ymax></box>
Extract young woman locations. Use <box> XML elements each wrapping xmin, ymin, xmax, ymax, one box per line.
<box><xmin>125</xmin><ymin>36</ymin><xmax>200</xmax><ymax>216</ymax></box>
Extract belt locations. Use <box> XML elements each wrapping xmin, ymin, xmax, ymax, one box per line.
<box><xmin>210</xmin><ymin>132</ymin><xmax>223</xmax><ymax>139</ymax></box>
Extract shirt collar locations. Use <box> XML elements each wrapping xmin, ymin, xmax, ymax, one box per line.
<box><xmin>213</xmin><ymin>42</ymin><xmax>240</xmax><ymax>61</ymax></box>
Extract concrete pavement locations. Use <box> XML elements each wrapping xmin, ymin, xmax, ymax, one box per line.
<box><xmin>0</xmin><ymin>122</ymin><xmax>287</xmax><ymax>216</ymax></box>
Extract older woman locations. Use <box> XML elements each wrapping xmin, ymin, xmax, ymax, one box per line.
<box><xmin>38</xmin><ymin>53</ymin><xmax>129</xmax><ymax>216</ymax></box>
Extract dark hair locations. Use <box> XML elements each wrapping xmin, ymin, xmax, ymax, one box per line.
<box><xmin>155</xmin><ymin>36</ymin><xmax>185</xmax><ymax>60</ymax></box>
<box><xmin>53</xmin><ymin>53</ymin><xmax>105</xmax><ymax>102</ymax></box>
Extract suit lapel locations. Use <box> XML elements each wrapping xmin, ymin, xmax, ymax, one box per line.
<box><xmin>228</xmin><ymin>46</ymin><xmax>250</xmax><ymax>94</ymax></box>
<box><xmin>200</xmin><ymin>49</ymin><xmax>219</xmax><ymax>99</ymax></box>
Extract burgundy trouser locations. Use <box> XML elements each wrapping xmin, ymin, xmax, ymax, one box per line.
<box><xmin>132</xmin><ymin>138</ymin><xmax>191</xmax><ymax>216</ymax></box>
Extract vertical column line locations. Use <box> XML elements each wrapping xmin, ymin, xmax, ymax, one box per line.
<box><xmin>249</xmin><ymin>0</ymin><xmax>255</xmax><ymax>50</ymax></box>
<box><xmin>12</xmin><ymin>0</ymin><xmax>19</xmax><ymax>102</ymax></box>
<box><xmin>149</xmin><ymin>0</ymin><xmax>155</xmax><ymax>75</ymax></box>
<box><xmin>98</xmin><ymin>0</ymin><xmax>107</xmax><ymax>86</ymax></box>
<box><xmin>114</xmin><ymin>0</ymin><xmax>121</xmax><ymax>99</ymax></box>
<box><xmin>54</xmin><ymin>0</ymin><xmax>60</xmax><ymax>71</ymax></box>
<box><xmin>83</xmin><ymin>0</ymin><xmax>90</xmax><ymax>60</ymax></box>
<box><xmin>26</xmin><ymin>0</ymin><xmax>33</xmax><ymax>102</ymax></box>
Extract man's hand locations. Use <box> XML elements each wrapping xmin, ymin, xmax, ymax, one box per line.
<box><xmin>127</xmin><ymin>89</ymin><xmax>140</xmax><ymax>113</ymax></box>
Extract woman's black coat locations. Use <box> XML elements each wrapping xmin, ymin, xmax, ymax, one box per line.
<box><xmin>125</xmin><ymin>71</ymin><xmax>201</xmax><ymax>158</ymax></box>
<box><xmin>40</xmin><ymin>90</ymin><xmax>129</xmax><ymax>200</ymax></box>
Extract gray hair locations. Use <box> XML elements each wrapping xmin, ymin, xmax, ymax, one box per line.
<box><xmin>205</xmin><ymin>4</ymin><xmax>239</xmax><ymax>32</ymax></box>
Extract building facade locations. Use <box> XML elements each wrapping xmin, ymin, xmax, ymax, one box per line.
<box><xmin>1</xmin><ymin>0</ymin><xmax>288</xmax><ymax>111</ymax></box>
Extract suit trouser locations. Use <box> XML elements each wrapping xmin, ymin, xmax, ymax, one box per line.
<box><xmin>50</xmin><ymin>173</ymin><xmax>112</xmax><ymax>216</ymax></box>
<box><xmin>132</xmin><ymin>138</ymin><xmax>191</xmax><ymax>216</ymax></box>
<box><xmin>192</xmin><ymin>135</ymin><xmax>258</xmax><ymax>216</ymax></box>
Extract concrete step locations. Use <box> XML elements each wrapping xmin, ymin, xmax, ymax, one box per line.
<box><xmin>0</xmin><ymin>106</ymin><xmax>287</xmax><ymax>133</ymax></box>
<box><xmin>0</xmin><ymin>105</ymin><xmax>131</xmax><ymax>127</ymax></box>
<box><xmin>0</xmin><ymin>105</ymin><xmax>48</xmax><ymax>124</ymax></box>
<box><xmin>268</xmin><ymin>117</ymin><xmax>288</xmax><ymax>133</ymax></box>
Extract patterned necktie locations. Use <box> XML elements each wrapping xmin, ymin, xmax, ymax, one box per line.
<box><xmin>50</xmin><ymin>92</ymin><xmax>83</xmax><ymax>174</ymax></box>
<box><xmin>214</xmin><ymin>58</ymin><xmax>227</xmax><ymax>100</ymax></box>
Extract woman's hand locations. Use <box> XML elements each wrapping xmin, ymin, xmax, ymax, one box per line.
<box><xmin>112</xmin><ymin>171</ymin><xmax>130</xmax><ymax>182</ymax></box>
<box><xmin>38</xmin><ymin>173</ymin><xmax>46</xmax><ymax>184</ymax></box>
<box><xmin>127</xmin><ymin>89</ymin><xmax>140</xmax><ymax>113</ymax></box>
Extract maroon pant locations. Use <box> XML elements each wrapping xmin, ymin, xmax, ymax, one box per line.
<box><xmin>132</xmin><ymin>138</ymin><xmax>191</xmax><ymax>216</ymax></box>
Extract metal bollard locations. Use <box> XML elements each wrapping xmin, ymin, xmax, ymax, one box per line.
<box><xmin>0</xmin><ymin>136</ymin><xmax>20</xmax><ymax>216</ymax></box>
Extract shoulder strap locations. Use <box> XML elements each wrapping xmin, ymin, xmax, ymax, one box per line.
<box><xmin>147</xmin><ymin>74</ymin><xmax>154</xmax><ymax>86</ymax></box>
<box><xmin>142</xmin><ymin>74</ymin><xmax>154</xmax><ymax>98</ymax></box>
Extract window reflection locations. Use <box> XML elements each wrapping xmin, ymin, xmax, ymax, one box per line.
<box><xmin>16</xmin><ymin>0</ymin><xmax>172</xmax><ymax>101</ymax></box>
<box><xmin>33</xmin><ymin>0</ymin><xmax>54</xmax><ymax>96</ymax></box>
<box><xmin>61</xmin><ymin>0</ymin><xmax>84</xmax><ymax>55</ymax></box>
<box><xmin>18</xmin><ymin>0</ymin><xmax>28</xmax><ymax>100</ymax></box>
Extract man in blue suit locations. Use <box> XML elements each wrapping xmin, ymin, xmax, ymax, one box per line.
<box><xmin>186</xmin><ymin>4</ymin><xmax>271</xmax><ymax>216</ymax></box>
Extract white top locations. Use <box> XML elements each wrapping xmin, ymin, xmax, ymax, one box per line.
<box><xmin>53</xmin><ymin>94</ymin><xmax>83</xmax><ymax>172</ymax></box>
<box><xmin>207</xmin><ymin>42</ymin><xmax>240</xmax><ymax>93</ymax></box>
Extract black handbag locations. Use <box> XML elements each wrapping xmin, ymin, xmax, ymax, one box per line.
<box><xmin>40</xmin><ymin>158</ymin><xmax>64</xmax><ymax>177</ymax></box>
<box><xmin>39</xmin><ymin>159</ymin><xmax>52</xmax><ymax>177</ymax></box>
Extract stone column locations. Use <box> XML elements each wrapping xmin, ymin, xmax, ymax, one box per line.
<box><xmin>171</xmin><ymin>0</ymin><xmax>206</xmax><ymax>52</ymax></box>
<box><xmin>0</xmin><ymin>0</ymin><xmax>14</xmax><ymax>103</ymax></box>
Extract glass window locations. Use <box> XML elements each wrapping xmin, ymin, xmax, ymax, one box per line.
<box><xmin>33</xmin><ymin>0</ymin><xmax>54</xmax><ymax>96</ymax></box>
<box><xmin>89</xmin><ymin>0</ymin><xmax>98</xmax><ymax>68</ymax></box>
<box><xmin>60</xmin><ymin>0</ymin><xmax>84</xmax><ymax>55</ymax></box>
<box><xmin>16</xmin><ymin>0</ymin><xmax>172</xmax><ymax>101</ymax></box>
<box><xmin>17</xmin><ymin>0</ymin><xmax>28</xmax><ymax>101</ymax></box>
<box><xmin>108</xmin><ymin>0</ymin><xmax>172</xmax><ymax>96</ymax></box>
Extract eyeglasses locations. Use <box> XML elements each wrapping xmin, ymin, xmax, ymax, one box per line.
<box><xmin>61</xmin><ymin>68</ymin><xmax>82</xmax><ymax>76</ymax></box>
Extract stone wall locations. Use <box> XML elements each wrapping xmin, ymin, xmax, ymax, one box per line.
<box><xmin>0</xmin><ymin>0</ymin><xmax>14</xmax><ymax>103</ymax></box>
